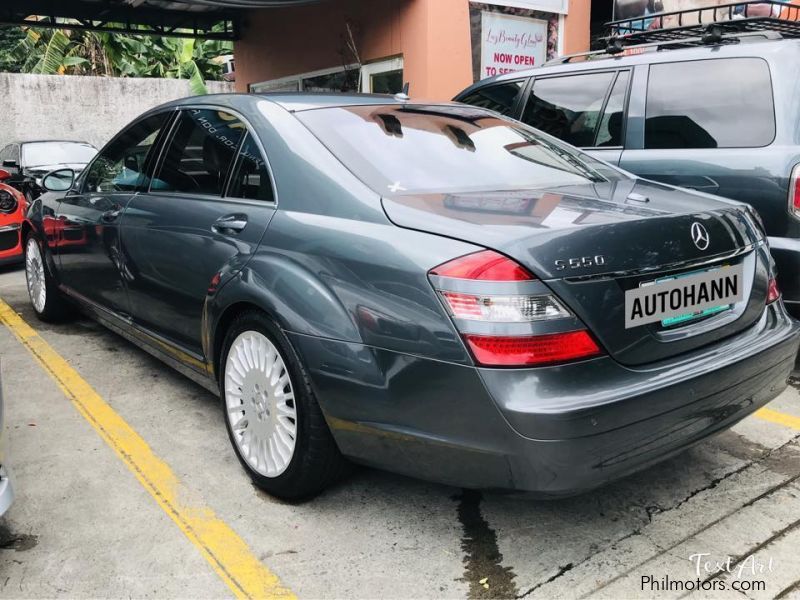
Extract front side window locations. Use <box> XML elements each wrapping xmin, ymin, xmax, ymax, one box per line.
<box><xmin>84</xmin><ymin>113</ymin><xmax>168</xmax><ymax>193</ymax></box>
<box><xmin>521</xmin><ymin>72</ymin><xmax>617</xmax><ymax>147</ymax></box>
<box><xmin>154</xmin><ymin>109</ymin><xmax>246</xmax><ymax>196</ymax></box>
<box><xmin>228</xmin><ymin>134</ymin><xmax>274</xmax><ymax>202</ymax></box>
<box><xmin>645</xmin><ymin>58</ymin><xmax>775</xmax><ymax>149</ymax></box>
<box><xmin>459</xmin><ymin>81</ymin><xmax>525</xmax><ymax>116</ymax></box>
<box><xmin>297</xmin><ymin>105</ymin><xmax>623</xmax><ymax>196</ymax></box>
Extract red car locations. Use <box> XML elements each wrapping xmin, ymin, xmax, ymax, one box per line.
<box><xmin>0</xmin><ymin>169</ymin><xmax>26</xmax><ymax>266</ymax></box>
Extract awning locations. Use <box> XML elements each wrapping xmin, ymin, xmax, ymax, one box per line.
<box><xmin>0</xmin><ymin>0</ymin><xmax>326</xmax><ymax>40</ymax></box>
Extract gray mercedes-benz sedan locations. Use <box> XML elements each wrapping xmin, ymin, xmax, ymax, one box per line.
<box><xmin>22</xmin><ymin>94</ymin><xmax>800</xmax><ymax>500</ymax></box>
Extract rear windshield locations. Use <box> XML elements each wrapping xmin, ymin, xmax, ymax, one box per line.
<box><xmin>296</xmin><ymin>105</ymin><xmax>623</xmax><ymax>195</ymax></box>
<box><xmin>22</xmin><ymin>142</ymin><xmax>97</xmax><ymax>167</ymax></box>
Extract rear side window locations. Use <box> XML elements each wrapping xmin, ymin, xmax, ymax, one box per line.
<box><xmin>596</xmin><ymin>71</ymin><xmax>629</xmax><ymax>147</ymax></box>
<box><xmin>459</xmin><ymin>81</ymin><xmax>524</xmax><ymax>116</ymax></box>
<box><xmin>645</xmin><ymin>58</ymin><xmax>775</xmax><ymax>149</ymax></box>
<box><xmin>520</xmin><ymin>72</ymin><xmax>617</xmax><ymax>147</ymax></box>
<box><xmin>155</xmin><ymin>109</ymin><xmax>246</xmax><ymax>196</ymax></box>
<box><xmin>228</xmin><ymin>134</ymin><xmax>274</xmax><ymax>202</ymax></box>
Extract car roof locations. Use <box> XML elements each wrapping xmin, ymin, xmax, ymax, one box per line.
<box><xmin>459</xmin><ymin>36</ymin><xmax>800</xmax><ymax>96</ymax></box>
<box><xmin>5</xmin><ymin>140</ymin><xmax>94</xmax><ymax>146</ymax></box>
<box><xmin>150</xmin><ymin>92</ymin><xmax>455</xmax><ymax>114</ymax></box>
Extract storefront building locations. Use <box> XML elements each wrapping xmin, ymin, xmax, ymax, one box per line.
<box><xmin>235</xmin><ymin>0</ymin><xmax>591</xmax><ymax>100</ymax></box>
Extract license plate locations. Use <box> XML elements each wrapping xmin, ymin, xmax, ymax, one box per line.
<box><xmin>625</xmin><ymin>263</ymin><xmax>744</xmax><ymax>329</ymax></box>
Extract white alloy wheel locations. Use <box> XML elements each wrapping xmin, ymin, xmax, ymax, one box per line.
<box><xmin>26</xmin><ymin>238</ymin><xmax>47</xmax><ymax>313</ymax></box>
<box><xmin>224</xmin><ymin>331</ymin><xmax>298</xmax><ymax>477</ymax></box>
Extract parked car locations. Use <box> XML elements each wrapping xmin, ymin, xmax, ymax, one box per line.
<box><xmin>456</xmin><ymin>34</ymin><xmax>800</xmax><ymax>317</ymax></box>
<box><xmin>0</xmin><ymin>169</ymin><xmax>27</xmax><ymax>267</ymax></box>
<box><xmin>22</xmin><ymin>94</ymin><xmax>799</xmax><ymax>500</ymax></box>
<box><xmin>0</xmin><ymin>140</ymin><xmax>97</xmax><ymax>202</ymax></box>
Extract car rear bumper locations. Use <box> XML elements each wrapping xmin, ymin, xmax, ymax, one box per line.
<box><xmin>291</xmin><ymin>301</ymin><xmax>799</xmax><ymax>495</ymax></box>
<box><xmin>768</xmin><ymin>236</ymin><xmax>800</xmax><ymax>316</ymax></box>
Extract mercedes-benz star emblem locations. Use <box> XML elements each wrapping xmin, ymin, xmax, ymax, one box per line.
<box><xmin>691</xmin><ymin>222</ymin><xmax>710</xmax><ymax>251</ymax></box>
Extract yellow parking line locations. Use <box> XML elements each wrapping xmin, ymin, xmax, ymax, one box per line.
<box><xmin>756</xmin><ymin>407</ymin><xmax>800</xmax><ymax>431</ymax></box>
<box><xmin>0</xmin><ymin>299</ymin><xmax>294</xmax><ymax>600</ymax></box>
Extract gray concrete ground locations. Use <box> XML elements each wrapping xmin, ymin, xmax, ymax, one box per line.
<box><xmin>0</xmin><ymin>265</ymin><xmax>798</xmax><ymax>600</ymax></box>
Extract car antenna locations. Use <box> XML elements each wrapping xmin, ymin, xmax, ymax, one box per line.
<box><xmin>395</xmin><ymin>82</ymin><xmax>411</xmax><ymax>102</ymax></box>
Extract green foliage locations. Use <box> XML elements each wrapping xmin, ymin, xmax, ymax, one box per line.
<box><xmin>0</xmin><ymin>25</ymin><xmax>25</xmax><ymax>72</ymax></box>
<box><xmin>4</xmin><ymin>25</ymin><xmax>232</xmax><ymax>95</ymax></box>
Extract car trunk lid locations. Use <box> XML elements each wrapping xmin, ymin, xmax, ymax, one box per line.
<box><xmin>382</xmin><ymin>180</ymin><xmax>769</xmax><ymax>366</ymax></box>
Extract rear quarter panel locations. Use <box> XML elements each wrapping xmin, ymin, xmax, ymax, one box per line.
<box><xmin>206</xmin><ymin>98</ymin><xmax>481</xmax><ymax>374</ymax></box>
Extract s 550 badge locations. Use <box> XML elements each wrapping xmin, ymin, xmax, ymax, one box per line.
<box><xmin>555</xmin><ymin>255</ymin><xmax>607</xmax><ymax>271</ymax></box>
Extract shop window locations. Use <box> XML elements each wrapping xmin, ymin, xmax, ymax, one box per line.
<box><xmin>252</xmin><ymin>58</ymin><xmax>404</xmax><ymax>96</ymax></box>
<box><xmin>521</xmin><ymin>72</ymin><xmax>616</xmax><ymax>147</ymax></box>
<box><xmin>251</xmin><ymin>65</ymin><xmax>360</xmax><ymax>94</ymax></box>
<box><xmin>645</xmin><ymin>58</ymin><xmax>775</xmax><ymax>149</ymax></box>
<box><xmin>459</xmin><ymin>81</ymin><xmax>525</xmax><ymax>116</ymax></box>
<box><xmin>360</xmin><ymin>58</ymin><xmax>404</xmax><ymax>94</ymax></box>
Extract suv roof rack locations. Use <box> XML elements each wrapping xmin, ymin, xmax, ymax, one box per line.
<box><xmin>549</xmin><ymin>1</ymin><xmax>800</xmax><ymax>65</ymax></box>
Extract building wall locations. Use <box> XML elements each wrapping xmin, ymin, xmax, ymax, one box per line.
<box><xmin>0</xmin><ymin>73</ymin><xmax>233</xmax><ymax>150</ymax></box>
<box><xmin>236</xmin><ymin>0</ymin><xmax>590</xmax><ymax>100</ymax></box>
<box><xmin>563</xmin><ymin>0</ymin><xmax>591</xmax><ymax>55</ymax></box>
<box><xmin>235</xmin><ymin>0</ymin><xmax>474</xmax><ymax>100</ymax></box>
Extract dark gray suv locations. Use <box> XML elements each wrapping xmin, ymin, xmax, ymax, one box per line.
<box><xmin>457</xmin><ymin>31</ymin><xmax>800</xmax><ymax>317</ymax></box>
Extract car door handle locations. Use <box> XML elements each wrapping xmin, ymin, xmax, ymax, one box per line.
<box><xmin>101</xmin><ymin>209</ymin><xmax>122</xmax><ymax>222</ymax></box>
<box><xmin>213</xmin><ymin>214</ymin><xmax>248</xmax><ymax>234</ymax></box>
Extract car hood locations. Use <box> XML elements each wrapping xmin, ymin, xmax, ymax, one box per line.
<box><xmin>25</xmin><ymin>163</ymin><xmax>89</xmax><ymax>177</ymax></box>
<box><xmin>381</xmin><ymin>179</ymin><xmax>762</xmax><ymax>280</ymax></box>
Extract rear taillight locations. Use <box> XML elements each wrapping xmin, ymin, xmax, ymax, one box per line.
<box><xmin>767</xmin><ymin>277</ymin><xmax>780</xmax><ymax>304</ymax></box>
<box><xmin>430</xmin><ymin>250</ymin><xmax>603</xmax><ymax>367</ymax></box>
<box><xmin>430</xmin><ymin>250</ymin><xmax>533</xmax><ymax>281</ymax></box>
<box><xmin>790</xmin><ymin>164</ymin><xmax>800</xmax><ymax>220</ymax></box>
<box><xmin>439</xmin><ymin>291</ymin><xmax>570</xmax><ymax>322</ymax></box>
<box><xmin>465</xmin><ymin>332</ymin><xmax>600</xmax><ymax>367</ymax></box>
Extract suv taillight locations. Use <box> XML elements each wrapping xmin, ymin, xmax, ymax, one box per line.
<box><xmin>767</xmin><ymin>277</ymin><xmax>780</xmax><ymax>304</ymax></box>
<box><xmin>790</xmin><ymin>164</ymin><xmax>800</xmax><ymax>220</ymax></box>
<box><xmin>430</xmin><ymin>250</ymin><xmax>602</xmax><ymax>367</ymax></box>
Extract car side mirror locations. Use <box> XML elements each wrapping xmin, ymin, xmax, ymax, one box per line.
<box><xmin>0</xmin><ymin>168</ymin><xmax>10</xmax><ymax>181</ymax></box>
<box><xmin>1</xmin><ymin>159</ymin><xmax>18</xmax><ymax>169</ymax></box>
<box><xmin>42</xmin><ymin>168</ymin><xmax>76</xmax><ymax>193</ymax></box>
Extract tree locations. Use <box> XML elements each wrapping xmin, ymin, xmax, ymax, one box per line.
<box><xmin>0</xmin><ymin>25</ymin><xmax>25</xmax><ymax>73</ymax></box>
<box><xmin>5</xmin><ymin>25</ymin><xmax>232</xmax><ymax>94</ymax></box>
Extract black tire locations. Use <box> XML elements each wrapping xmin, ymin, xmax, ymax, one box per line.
<box><xmin>219</xmin><ymin>310</ymin><xmax>349</xmax><ymax>500</ymax></box>
<box><xmin>24</xmin><ymin>233</ymin><xmax>73</xmax><ymax>322</ymax></box>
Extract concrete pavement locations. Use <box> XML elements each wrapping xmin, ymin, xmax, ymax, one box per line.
<box><xmin>0</xmin><ymin>265</ymin><xmax>798</xmax><ymax>599</ymax></box>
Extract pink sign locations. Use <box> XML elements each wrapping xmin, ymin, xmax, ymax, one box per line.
<box><xmin>480</xmin><ymin>12</ymin><xmax>548</xmax><ymax>79</ymax></box>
